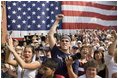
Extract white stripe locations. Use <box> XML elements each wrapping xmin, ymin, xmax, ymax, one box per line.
<box><xmin>8</xmin><ymin>30</ymin><xmax>49</xmax><ymax>38</ymax></box>
<box><xmin>93</xmin><ymin>1</ymin><xmax>117</xmax><ymax>6</ymax></box>
<box><xmin>63</xmin><ymin>16</ymin><xmax>117</xmax><ymax>26</ymax></box>
<box><xmin>62</xmin><ymin>5</ymin><xmax>117</xmax><ymax>16</ymax></box>
<box><xmin>8</xmin><ymin>29</ymin><xmax>78</xmax><ymax>38</ymax></box>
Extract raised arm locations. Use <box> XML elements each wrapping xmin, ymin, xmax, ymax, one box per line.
<box><xmin>48</xmin><ymin>14</ymin><xmax>64</xmax><ymax>48</ymax></box>
<box><xmin>7</xmin><ymin>37</ymin><xmax>41</xmax><ymax>70</ymax></box>
<box><xmin>108</xmin><ymin>30</ymin><xmax>117</xmax><ymax>57</ymax></box>
<box><xmin>6</xmin><ymin>37</ymin><xmax>18</xmax><ymax>67</ymax></box>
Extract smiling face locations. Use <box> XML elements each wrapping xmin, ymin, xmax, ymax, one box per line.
<box><xmin>94</xmin><ymin>52</ymin><xmax>103</xmax><ymax>61</ymax></box>
<box><xmin>86</xmin><ymin>67</ymin><xmax>97</xmax><ymax>78</ymax></box>
<box><xmin>23</xmin><ymin>46</ymin><xmax>33</xmax><ymax>63</ymax></box>
<box><xmin>81</xmin><ymin>47</ymin><xmax>89</xmax><ymax>58</ymax></box>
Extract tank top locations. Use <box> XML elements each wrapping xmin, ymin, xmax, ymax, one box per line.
<box><xmin>17</xmin><ymin>55</ymin><xmax>38</xmax><ymax>78</ymax></box>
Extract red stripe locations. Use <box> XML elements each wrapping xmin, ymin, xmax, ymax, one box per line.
<box><xmin>62</xmin><ymin>23</ymin><xmax>117</xmax><ymax>30</ymax></box>
<box><xmin>13</xmin><ymin>38</ymin><xmax>24</xmax><ymax>41</ymax></box>
<box><xmin>62</xmin><ymin>1</ymin><xmax>117</xmax><ymax>10</ymax></box>
<box><xmin>62</xmin><ymin>11</ymin><xmax>116</xmax><ymax>20</ymax></box>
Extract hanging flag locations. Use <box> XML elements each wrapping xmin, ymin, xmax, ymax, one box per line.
<box><xmin>6</xmin><ymin>1</ymin><xmax>117</xmax><ymax>39</ymax></box>
<box><xmin>61</xmin><ymin>1</ymin><xmax>117</xmax><ymax>30</ymax></box>
<box><xmin>6</xmin><ymin>1</ymin><xmax>61</xmax><ymax>39</ymax></box>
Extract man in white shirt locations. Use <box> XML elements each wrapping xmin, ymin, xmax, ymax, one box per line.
<box><xmin>104</xmin><ymin>30</ymin><xmax>117</xmax><ymax>78</ymax></box>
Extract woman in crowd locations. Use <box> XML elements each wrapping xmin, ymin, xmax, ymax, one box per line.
<box><xmin>94</xmin><ymin>50</ymin><xmax>107</xmax><ymax>78</ymax></box>
<box><xmin>6</xmin><ymin>37</ymin><xmax>41</xmax><ymax>78</ymax></box>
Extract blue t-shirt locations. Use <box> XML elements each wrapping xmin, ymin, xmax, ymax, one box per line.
<box><xmin>51</xmin><ymin>45</ymin><xmax>79</xmax><ymax>78</ymax></box>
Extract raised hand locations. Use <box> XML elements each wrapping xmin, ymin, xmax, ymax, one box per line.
<box><xmin>7</xmin><ymin>37</ymin><xmax>15</xmax><ymax>53</ymax></box>
<box><xmin>65</xmin><ymin>56</ymin><xmax>73</xmax><ymax>66</ymax></box>
<box><xmin>111</xmin><ymin>30</ymin><xmax>117</xmax><ymax>40</ymax></box>
<box><xmin>8</xmin><ymin>36</ymin><xmax>13</xmax><ymax>47</ymax></box>
<box><xmin>56</xmin><ymin>14</ymin><xmax>64</xmax><ymax>21</ymax></box>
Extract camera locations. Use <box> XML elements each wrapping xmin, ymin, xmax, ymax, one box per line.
<box><xmin>71</xmin><ymin>53</ymin><xmax>81</xmax><ymax>61</ymax></box>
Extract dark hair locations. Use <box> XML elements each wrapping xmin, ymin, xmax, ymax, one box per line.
<box><xmin>94</xmin><ymin>50</ymin><xmax>104</xmax><ymax>63</ymax></box>
<box><xmin>60</xmin><ymin>35</ymin><xmax>71</xmax><ymax>42</ymax></box>
<box><xmin>84</xmin><ymin>59</ymin><xmax>98</xmax><ymax>71</ymax></box>
<box><xmin>42</xmin><ymin>58</ymin><xmax>58</xmax><ymax>70</ymax></box>
<box><xmin>24</xmin><ymin>45</ymin><xmax>35</xmax><ymax>54</ymax></box>
<box><xmin>80</xmin><ymin>45</ymin><xmax>90</xmax><ymax>52</ymax></box>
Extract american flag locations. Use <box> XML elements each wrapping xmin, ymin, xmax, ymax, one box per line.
<box><xmin>6</xmin><ymin>1</ymin><xmax>62</xmax><ymax>38</ymax></box>
<box><xmin>6</xmin><ymin>1</ymin><xmax>117</xmax><ymax>39</ymax></box>
<box><xmin>61</xmin><ymin>1</ymin><xmax>117</xmax><ymax>29</ymax></box>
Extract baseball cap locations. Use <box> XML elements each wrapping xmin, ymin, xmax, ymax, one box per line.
<box><xmin>72</xmin><ymin>45</ymin><xmax>78</xmax><ymax>49</ymax></box>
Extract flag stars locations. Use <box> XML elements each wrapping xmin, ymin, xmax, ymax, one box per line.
<box><xmin>42</xmin><ymin>3</ymin><xmax>45</xmax><ymax>7</ymax></box>
<box><xmin>12</xmin><ymin>19</ymin><xmax>16</xmax><ymax>23</ymax></box>
<box><xmin>50</xmin><ymin>4</ymin><xmax>54</xmax><ymax>6</ymax></box>
<box><xmin>46</xmin><ymin>16</ymin><xmax>50</xmax><ymax>19</ymax></box>
<box><xmin>32</xmin><ymin>20</ymin><xmax>36</xmax><ymax>24</ymax></box>
<box><xmin>18</xmin><ymin>7</ymin><xmax>22</xmax><ymax>11</ymax></box>
<box><xmin>8</xmin><ymin>15</ymin><xmax>11</xmax><ymax>18</ymax></box>
<box><xmin>22</xmin><ymin>3</ymin><xmax>26</xmax><ymax>7</ymax></box>
<box><xmin>51</xmin><ymin>11</ymin><xmax>54</xmax><ymax>14</ymax></box>
<box><xmin>46</xmin><ymin>8</ymin><xmax>49</xmax><ymax>11</ymax></box>
<box><xmin>55</xmin><ymin>7</ymin><xmax>58</xmax><ymax>10</ymax></box>
<box><xmin>22</xmin><ymin>20</ymin><xmax>26</xmax><ymax>24</ymax></box>
<box><xmin>8</xmin><ymin>25</ymin><xmax>10</xmax><ymax>28</ymax></box>
<box><xmin>12</xmin><ymin>10</ymin><xmax>17</xmax><ymax>14</ymax></box>
<box><xmin>42</xmin><ymin>12</ymin><xmax>45</xmax><ymax>15</ymax></box>
<box><xmin>37</xmin><ymin>16</ymin><xmax>40</xmax><ymax>19</ymax></box>
<box><xmin>17</xmin><ymin>16</ymin><xmax>21</xmax><ymax>19</ymax></box>
<box><xmin>42</xmin><ymin>20</ymin><xmax>45</xmax><ymax>24</ymax></box>
<box><xmin>37</xmin><ymin>24</ymin><xmax>41</xmax><ymax>28</ymax></box>
<box><xmin>13</xmin><ymin>2</ymin><xmax>16</xmax><ymax>6</ymax></box>
<box><xmin>32</xmin><ymin>11</ymin><xmax>36</xmax><ymax>15</ymax></box>
<box><xmin>32</xmin><ymin>3</ymin><xmax>36</xmax><ymax>7</ymax></box>
<box><xmin>17</xmin><ymin>24</ymin><xmax>21</xmax><ymax>28</ymax></box>
<box><xmin>27</xmin><ymin>25</ymin><xmax>31</xmax><ymax>28</ymax></box>
<box><xmin>23</xmin><ymin>12</ymin><xmax>26</xmax><ymax>15</ymax></box>
<box><xmin>8</xmin><ymin>6</ymin><xmax>11</xmax><ymax>10</ymax></box>
<box><xmin>27</xmin><ymin>16</ymin><xmax>31</xmax><ymax>19</ymax></box>
<box><xmin>37</xmin><ymin>7</ymin><xmax>40</xmax><ymax>11</ymax></box>
<box><xmin>51</xmin><ymin>19</ymin><xmax>54</xmax><ymax>23</ymax></box>
<box><xmin>47</xmin><ymin>24</ymin><xmax>50</xmax><ymax>27</ymax></box>
<box><xmin>27</xmin><ymin>7</ymin><xmax>31</xmax><ymax>11</ymax></box>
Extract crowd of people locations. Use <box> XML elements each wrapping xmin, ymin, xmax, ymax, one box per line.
<box><xmin>1</xmin><ymin>14</ymin><xmax>117</xmax><ymax>78</ymax></box>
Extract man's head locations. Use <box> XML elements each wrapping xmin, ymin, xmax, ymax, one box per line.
<box><xmin>60</xmin><ymin>35</ymin><xmax>71</xmax><ymax>51</ymax></box>
<box><xmin>84</xmin><ymin>59</ymin><xmax>98</xmax><ymax>78</ymax></box>
<box><xmin>40</xmin><ymin>58</ymin><xmax>58</xmax><ymax>78</ymax></box>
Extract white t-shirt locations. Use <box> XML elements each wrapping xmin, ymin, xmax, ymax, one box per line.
<box><xmin>17</xmin><ymin>55</ymin><xmax>38</xmax><ymax>78</ymax></box>
<box><xmin>78</xmin><ymin>74</ymin><xmax>101</xmax><ymax>78</ymax></box>
<box><xmin>104</xmin><ymin>54</ymin><xmax>117</xmax><ymax>78</ymax></box>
